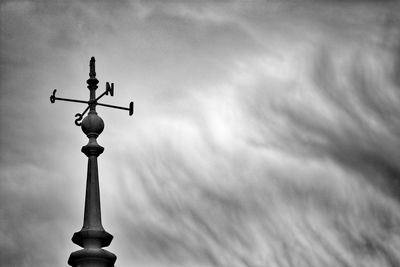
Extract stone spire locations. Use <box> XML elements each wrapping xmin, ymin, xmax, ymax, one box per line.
<box><xmin>68</xmin><ymin>57</ymin><xmax>116</xmax><ymax>267</ymax></box>
<box><xmin>50</xmin><ymin>57</ymin><xmax>134</xmax><ymax>267</ymax></box>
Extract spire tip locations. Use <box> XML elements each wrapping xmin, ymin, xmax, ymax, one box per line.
<box><xmin>89</xmin><ymin>57</ymin><xmax>96</xmax><ymax>78</ymax></box>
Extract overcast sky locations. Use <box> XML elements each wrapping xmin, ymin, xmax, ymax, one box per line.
<box><xmin>1</xmin><ymin>1</ymin><xmax>400</xmax><ymax>266</ymax></box>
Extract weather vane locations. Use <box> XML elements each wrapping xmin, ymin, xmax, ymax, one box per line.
<box><xmin>50</xmin><ymin>57</ymin><xmax>134</xmax><ymax>125</ymax></box>
<box><xmin>50</xmin><ymin>57</ymin><xmax>132</xmax><ymax>267</ymax></box>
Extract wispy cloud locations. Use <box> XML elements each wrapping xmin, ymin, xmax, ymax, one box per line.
<box><xmin>1</xmin><ymin>1</ymin><xmax>400</xmax><ymax>266</ymax></box>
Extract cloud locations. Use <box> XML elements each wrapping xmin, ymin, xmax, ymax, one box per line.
<box><xmin>277</xmin><ymin>23</ymin><xmax>400</xmax><ymax>198</ymax></box>
<box><xmin>108</xmin><ymin>3</ymin><xmax>400</xmax><ymax>267</ymax></box>
<box><xmin>1</xmin><ymin>1</ymin><xmax>400</xmax><ymax>267</ymax></box>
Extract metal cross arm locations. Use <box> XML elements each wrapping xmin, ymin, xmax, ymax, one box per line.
<box><xmin>50</xmin><ymin>87</ymin><xmax>134</xmax><ymax>126</ymax></box>
<box><xmin>50</xmin><ymin>89</ymin><xmax>89</xmax><ymax>105</ymax></box>
<box><xmin>50</xmin><ymin>57</ymin><xmax>134</xmax><ymax>126</ymax></box>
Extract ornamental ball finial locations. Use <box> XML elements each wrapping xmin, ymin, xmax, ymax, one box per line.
<box><xmin>81</xmin><ymin>113</ymin><xmax>104</xmax><ymax>137</ymax></box>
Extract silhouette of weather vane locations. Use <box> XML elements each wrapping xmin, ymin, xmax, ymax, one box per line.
<box><xmin>50</xmin><ymin>57</ymin><xmax>134</xmax><ymax>125</ymax></box>
<box><xmin>50</xmin><ymin>56</ymin><xmax>133</xmax><ymax>266</ymax></box>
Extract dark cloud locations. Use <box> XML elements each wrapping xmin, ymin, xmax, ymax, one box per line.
<box><xmin>278</xmin><ymin>26</ymin><xmax>400</xmax><ymax>199</ymax></box>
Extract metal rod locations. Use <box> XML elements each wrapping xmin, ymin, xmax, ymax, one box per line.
<box><xmin>96</xmin><ymin>102</ymin><xmax>130</xmax><ymax>111</ymax></box>
<box><xmin>55</xmin><ymin>97</ymin><xmax>89</xmax><ymax>105</ymax></box>
<box><xmin>74</xmin><ymin>106</ymin><xmax>91</xmax><ymax>126</ymax></box>
<box><xmin>81</xmin><ymin>106</ymin><xmax>90</xmax><ymax>116</ymax></box>
<box><xmin>95</xmin><ymin>90</ymin><xmax>108</xmax><ymax>102</ymax></box>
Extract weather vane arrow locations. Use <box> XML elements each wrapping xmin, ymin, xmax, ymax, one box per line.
<box><xmin>50</xmin><ymin>57</ymin><xmax>134</xmax><ymax>126</ymax></box>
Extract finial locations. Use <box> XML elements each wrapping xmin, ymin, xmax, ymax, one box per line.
<box><xmin>89</xmin><ymin>57</ymin><xmax>96</xmax><ymax>78</ymax></box>
<box><xmin>50</xmin><ymin>57</ymin><xmax>135</xmax><ymax>267</ymax></box>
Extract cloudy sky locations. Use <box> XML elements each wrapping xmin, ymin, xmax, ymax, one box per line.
<box><xmin>1</xmin><ymin>0</ymin><xmax>400</xmax><ymax>266</ymax></box>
